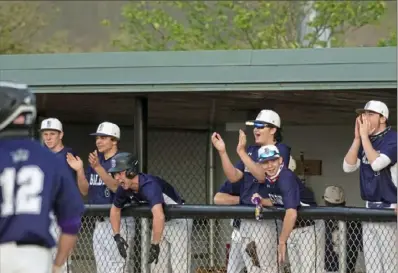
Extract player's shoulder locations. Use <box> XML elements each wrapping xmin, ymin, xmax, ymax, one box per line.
<box><xmin>247</xmin><ymin>145</ymin><xmax>260</xmax><ymax>153</ymax></box>
<box><xmin>385</xmin><ymin>129</ymin><xmax>397</xmax><ymax>143</ymax></box>
<box><xmin>279</xmin><ymin>167</ymin><xmax>297</xmax><ymax>180</ymax></box>
<box><xmin>276</xmin><ymin>142</ymin><xmax>291</xmax><ymax>152</ymax></box>
<box><xmin>1</xmin><ymin>139</ymin><xmax>55</xmax><ymax>160</ymax></box>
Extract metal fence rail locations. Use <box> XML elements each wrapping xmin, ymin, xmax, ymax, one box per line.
<box><xmin>54</xmin><ymin>205</ymin><xmax>396</xmax><ymax>273</ymax></box>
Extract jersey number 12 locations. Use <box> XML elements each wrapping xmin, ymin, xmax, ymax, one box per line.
<box><xmin>0</xmin><ymin>166</ymin><xmax>44</xmax><ymax>217</ymax></box>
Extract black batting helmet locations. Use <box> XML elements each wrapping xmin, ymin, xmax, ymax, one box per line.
<box><xmin>0</xmin><ymin>81</ymin><xmax>36</xmax><ymax>133</ymax></box>
<box><xmin>108</xmin><ymin>152</ymin><xmax>139</xmax><ymax>179</ymax></box>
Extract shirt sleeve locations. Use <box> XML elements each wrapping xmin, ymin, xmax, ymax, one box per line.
<box><xmin>218</xmin><ymin>181</ymin><xmax>232</xmax><ymax>194</ymax></box>
<box><xmin>53</xmin><ymin>159</ymin><xmax>85</xmax><ymax>222</ymax></box>
<box><xmin>278</xmin><ymin>144</ymin><xmax>291</xmax><ymax>167</ymax></box>
<box><xmin>278</xmin><ymin>172</ymin><xmax>300</xmax><ymax>209</ymax></box>
<box><xmin>379</xmin><ymin>138</ymin><xmax>397</xmax><ymax>164</ymax></box>
<box><xmin>140</xmin><ymin>181</ymin><xmax>164</xmax><ymax>209</ymax></box>
<box><xmin>113</xmin><ymin>186</ymin><xmax>130</xmax><ymax>208</ymax></box>
<box><xmin>234</xmin><ymin>146</ymin><xmax>253</xmax><ymax>172</ymax></box>
<box><xmin>85</xmin><ymin>166</ymin><xmax>92</xmax><ymax>182</ymax></box>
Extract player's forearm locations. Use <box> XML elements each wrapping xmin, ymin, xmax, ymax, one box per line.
<box><xmin>110</xmin><ymin>205</ymin><xmax>122</xmax><ymax>235</ymax></box>
<box><xmin>54</xmin><ymin>234</ymin><xmax>78</xmax><ymax>267</ymax></box>
<box><xmin>344</xmin><ymin>139</ymin><xmax>361</xmax><ymax>165</ymax></box>
<box><xmin>94</xmin><ymin>166</ymin><xmax>118</xmax><ymax>192</ymax></box>
<box><xmin>219</xmin><ymin>151</ymin><xmax>243</xmax><ymax>183</ymax></box>
<box><xmin>261</xmin><ymin>198</ymin><xmax>273</xmax><ymax>207</ymax></box>
<box><xmin>152</xmin><ymin>214</ymin><xmax>165</xmax><ymax>244</ymax></box>
<box><xmin>360</xmin><ymin>135</ymin><xmax>380</xmax><ymax>164</ymax></box>
<box><xmin>214</xmin><ymin>193</ymin><xmax>240</xmax><ymax>205</ymax></box>
<box><xmin>76</xmin><ymin>169</ymin><xmax>89</xmax><ymax>196</ymax></box>
<box><xmin>237</xmin><ymin>150</ymin><xmax>266</xmax><ymax>182</ymax></box>
<box><xmin>279</xmin><ymin>209</ymin><xmax>297</xmax><ymax>244</ymax></box>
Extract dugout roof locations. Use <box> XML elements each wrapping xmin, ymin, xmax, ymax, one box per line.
<box><xmin>0</xmin><ymin>47</ymin><xmax>396</xmax><ymax>129</ymax></box>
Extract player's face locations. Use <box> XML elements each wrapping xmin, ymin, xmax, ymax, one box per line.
<box><xmin>362</xmin><ymin>111</ymin><xmax>386</xmax><ymax>135</ymax></box>
<box><xmin>41</xmin><ymin>130</ymin><xmax>63</xmax><ymax>149</ymax></box>
<box><xmin>95</xmin><ymin>136</ymin><xmax>116</xmax><ymax>153</ymax></box>
<box><xmin>253</xmin><ymin>126</ymin><xmax>276</xmax><ymax>145</ymax></box>
<box><xmin>113</xmin><ymin>171</ymin><xmax>131</xmax><ymax>190</ymax></box>
<box><xmin>260</xmin><ymin>157</ymin><xmax>283</xmax><ymax>176</ymax></box>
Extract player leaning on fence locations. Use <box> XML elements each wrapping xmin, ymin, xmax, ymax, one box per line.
<box><xmin>212</xmin><ymin>110</ymin><xmax>291</xmax><ymax>273</ymax></box>
<box><xmin>343</xmin><ymin>100</ymin><xmax>397</xmax><ymax>273</ymax></box>
<box><xmin>66</xmin><ymin>122</ymin><xmax>135</xmax><ymax>273</ymax></box>
<box><xmin>40</xmin><ymin>117</ymin><xmax>78</xmax><ymax>273</ymax></box>
<box><xmin>249</xmin><ymin>145</ymin><xmax>324</xmax><ymax>273</ymax></box>
<box><xmin>108</xmin><ymin>152</ymin><xmax>192</xmax><ymax>273</ymax></box>
<box><xmin>0</xmin><ymin>82</ymin><xmax>85</xmax><ymax>273</ymax></box>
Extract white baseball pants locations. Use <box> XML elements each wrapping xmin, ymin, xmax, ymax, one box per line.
<box><xmin>228</xmin><ymin>228</ymin><xmax>253</xmax><ymax>273</ymax></box>
<box><xmin>240</xmin><ymin>219</ymin><xmax>279</xmax><ymax>273</ymax></box>
<box><xmin>93</xmin><ymin>216</ymin><xmax>135</xmax><ymax>273</ymax></box>
<box><xmin>0</xmin><ymin>242</ymin><xmax>52</xmax><ymax>273</ymax></box>
<box><xmin>287</xmin><ymin>220</ymin><xmax>325</xmax><ymax>273</ymax></box>
<box><xmin>150</xmin><ymin>218</ymin><xmax>193</xmax><ymax>273</ymax></box>
<box><xmin>363</xmin><ymin>221</ymin><xmax>397</xmax><ymax>273</ymax></box>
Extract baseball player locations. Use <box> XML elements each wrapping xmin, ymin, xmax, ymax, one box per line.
<box><xmin>323</xmin><ymin>186</ymin><xmax>363</xmax><ymax>273</ymax></box>
<box><xmin>66</xmin><ymin>122</ymin><xmax>135</xmax><ymax>273</ymax></box>
<box><xmin>251</xmin><ymin>144</ymin><xmax>323</xmax><ymax>273</ymax></box>
<box><xmin>40</xmin><ymin>117</ymin><xmax>77</xmax><ymax>273</ymax></box>
<box><xmin>108</xmin><ymin>152</ymin><xmax>192</xmax><ymax>273</ymax></box>
<box><xmin>212</xmin><ymin>110</ymin><xmax>291</xmax><ymax>273</ymax></box>
<box><xmin>0</xmin><ymin>82</ymin><xmax>84</xmax><ymax>273</ymax></box>
<box><xmin>214</xmin><ymin>180</ymin><xmax>253</xmax><ymax>273</ymax></box>
<box><xmin>343</xmin><ymin>100</ymin><xmax>397</xmax><ymax>273</ymax></box>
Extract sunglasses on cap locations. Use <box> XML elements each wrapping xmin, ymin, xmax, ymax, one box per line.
<box><xmin>253</xmin><ymin>122</ymin><xmax>274</xmax><ymax>129</ymax></box>
<box><xmin>258</xmin><ymin>148</ymin><xmax>280</xmax><ymax>161</ymax></box>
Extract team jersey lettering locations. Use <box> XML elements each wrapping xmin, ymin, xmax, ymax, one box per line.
<box><xmin>0</xmin><ymin>165</ymin><xmax>44</xmax><ymax>217</ymax></box>
<box><xmin>268</xmin><ymin>193</ymin><xmax>283</xmax><ymax>206</ymax></box>
<box><xmin>89</xmin><ymin>174</ymin><xmax>105</xmax><ymax>186</ymax></box>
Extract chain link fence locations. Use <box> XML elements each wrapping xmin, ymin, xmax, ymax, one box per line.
<box><xmin>51</xmin><ymin>206</ymin><xmax>396</xmax><ymax>273</ymax></box>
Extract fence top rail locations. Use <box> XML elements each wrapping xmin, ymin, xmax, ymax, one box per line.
<box><xmin>83</xmin><ymin>204</ymin><xmax>396</xmax><ymax>222</ymax></box>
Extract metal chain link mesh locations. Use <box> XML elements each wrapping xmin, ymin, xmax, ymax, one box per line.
<box><xmin>52</xmin><ymin>214</ymin><xmax>396</xmax><ymax>273</ymax></box>
<box><xmin>147</xmin><ymin>130</ymin><xmax>208</xmax><ymax>204</ymax></box>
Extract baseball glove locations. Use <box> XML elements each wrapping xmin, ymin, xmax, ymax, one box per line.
<box><xmin>245</xmin><ymin>241</ymin><xmax>260</xmax><ymax>267</ymax></box>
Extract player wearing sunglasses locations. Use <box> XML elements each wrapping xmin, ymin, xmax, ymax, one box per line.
<box><xmin>211</xmin><ymin>110</ymin><xmax>291</xmax><ymax>273</ymax></box>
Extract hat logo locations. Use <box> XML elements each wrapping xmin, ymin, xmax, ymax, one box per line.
<box><xmin>264</xmin><ymin>148</ymin><xmax>270</xmax><ymax>154</ymax></box>
<box><xmin>46</xmin><ymin>120</ymin><xmax>51</xmax><ymax>127</ymax></box>
<box><xmin>98</xmin><ymin>124</ymin><xmax>104</xmax><ymax>132</ymax></box>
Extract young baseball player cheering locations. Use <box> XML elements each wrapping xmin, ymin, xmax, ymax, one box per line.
<box><xmin>108</xmin><ymin>152</ymin><xmax>192</xmax><ymax>273</ymax></box>
<box><xmin>212</xmin><ymin>109</ymin><xmax>291</xmax><ymax>273</ymax></box>
<box><xmin>40</xmin><ymin>117</ymin><xmax>78</xmax><ymax>273</ymax></box>
<box><xmin>251</xmin><ymin>145</ymin><xmax>323</xmax><ymax>273</ymax></box>
<box><xmin>0</xmin><ymin>82</ymin><xmax>84</xmax><ymax>273</ymax></box>
<box><xmin>343</xmin><ymin>100</ymin><xmax>397</xmax><ymax>273</ymax></box>
<box><xmin>66</xmin><ymin>122</ymin><xmax>135</xmax><ymax>273</ymax></box>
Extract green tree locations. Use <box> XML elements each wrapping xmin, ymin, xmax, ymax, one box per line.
<box><xmin>0</xmin><ymin>2</ymin><xmax>77</xmax><ymax>54</ymax></box>
<box><xmin>104</xmin><ymin>1</ymin><xmax>386</xmax><ymax>51</ymax></box>
<box><xmin>378</xmin><ymin>31</ymin><xmax>397</xmax><ymax>47</ymax></box>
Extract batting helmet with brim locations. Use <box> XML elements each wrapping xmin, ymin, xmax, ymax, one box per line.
<box><xmin>108</xmin><ymin>152</ymin><xmax>139</xmax><ymax>178</ymax></box>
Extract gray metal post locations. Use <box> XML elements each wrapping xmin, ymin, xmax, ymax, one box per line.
<box><xmin>134</xmin><ymin>97</ymin><xmax>150</xmax><ymax>273</ymax></box>
<box><xmin>338</xmin><ymin>221</ymin><xmax>347</xmax><ymax>273</ymax></box>
<box><xmin>208</xmin><ymin>100</ymin><xmax>216</xmax><ymax>267</ymax></box>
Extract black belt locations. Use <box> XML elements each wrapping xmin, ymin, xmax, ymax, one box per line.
<box><xmin>16</xmin><ymin>240</ymin><xmax>47</xmax><ymax>248</ymax></box>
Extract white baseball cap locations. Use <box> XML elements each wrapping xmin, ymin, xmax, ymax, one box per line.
<box><xmin>258</xmin><ymin>145</ymin><xmax>281</xmax><ymax>162</ymax></box>
<box><xmin>90</xmin><ymin>122</ymin><xmax>120</xmax><ymax>140</ymax></box>
<box><xmin>355</xmin><ymin>100</ymin><xmax>389</xmax><ymax>119</ymax></box>
<box><xmin>246</xmin><ymin>110</ymin><xmax>281</xmax><ymax>128</ymax></box>
<box><xmin>323</xmin><ymin>186</ymin><xmax>345</xmax><ymax>204</ymax></box>
<box><xmin>40</xmin><ymin>118</ymin><xmax>63</xmax><ymax>132</ymax></box>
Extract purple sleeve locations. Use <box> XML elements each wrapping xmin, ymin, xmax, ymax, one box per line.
<box><xmin>279</xmin><ymin>172</ymin><xmax>300</xmax><ymax>209</ymax></box>
<box><xmin>140</xmin><ymin>181</ymin><xmax>164</xmax><ymax>209</ymax></box>
<box><xmin>113</xmin><ymin>186</ymin><xmax>130</xmax><ymax>208</ymax></box>
<box><xmin>379</xmin><ymin>136</ymin><xmax>397</xmax><ymax>164</ymax></box>
<box><xmin>218</xmin><ymin>181</ymin><xmax>232</xmax><ymax>194</ymax></box>
<box><xmin>54</xmin><ymin>160</ymin><xmax>85</xmax><ymax>233</ymax></box>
